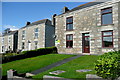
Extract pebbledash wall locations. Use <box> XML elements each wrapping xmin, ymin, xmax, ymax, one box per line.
<box><xmin>55</xmin><ymin>0</ymin><xmax>120</xmax><ymax>54</ymax></box>
<box><xmin>18</xmin><ymin>19</ymin><xmax>55</xmax><ymax>51</ymax></box>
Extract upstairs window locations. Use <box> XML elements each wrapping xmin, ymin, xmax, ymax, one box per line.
<box><xmin>102</xmin><ymin>31</ymin><xmax>113</xmax><ymax>48</ymax></box>
<box><xmin>22</xmin><ymin>30</ymin><xmax>26</xmax><ymax>40</ymax></box>
<box><xmin>34</xmin><ymin>28</ymin><xmax>39</xmax><ymax>39</ymax></box>
<box><xmin>66</xmin><ymin>34</ymin><xmax>73</xmax><ymax>48</ymax></box>
<box><xmin>66</xmin><ymin>17</ymin><xmax>73</xmax><ymax>31</ymax></box>
<box><xmin>2</xmin><ymin>37</ymin><xmax>4</xmax><ymax>43</ymax></box>
<box><xmin>8</xmin><ymin>36</ymin><xmax>11</xmax><ymax>43</ymax></box>
<box><xmin>101</xmin><ymin>7</ymin><xmax>113</xmax><ymax>25</ymax></box>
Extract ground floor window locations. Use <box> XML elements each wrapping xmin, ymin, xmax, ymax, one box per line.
<box><xmin>66</xmin><ymin>34</ymin><xmax>73</xmax><ymax>48</ymax></box>
<box><xmin>22</xmin><ymin>42</ymin><xmax>25</xmax><ymax>49</ymax></box>
<box><xmin>102</xmin><ymin>30</ymin><xmax>113</xmax><ymax>48</ymax></box>
<box><xmin>2</xmin><ymin>46</ymin><xmax>4</xmax><ymax>52</ymax></box>
<box><xmin>34</xmin><ymin>41</ymin><xmax>38</xmax><ymax>49</ymax></box>
<box><xmin>8</xmin><ymin>46</ymin><xmax>11</xmax><ymax>49</ymax></box>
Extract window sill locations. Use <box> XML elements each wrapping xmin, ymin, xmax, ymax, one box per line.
<box><xmin>66</xmin><ymin>47</ymin><xmax>73</xmax><ymax>49</ymax></box>
<box><xmin>66</xmin><ymin>30</ymin><xmax>74</xmax><ymax>31</ymax></box>
<box><xmin>101</xmin><ymin>24</ymin><xmax>114</xmax><ymax>26</ymax></box>
<box><xmin>34</xmin><ymin>38</ymin><xmax>38</xmax><ymax>39</ymax></box>
<box><xmin>102</xmin><ymin>47</ymin><xmax>114</xmax><ymax>49</ymax></box>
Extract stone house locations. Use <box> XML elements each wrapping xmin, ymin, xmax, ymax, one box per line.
<box><xmin>0</xmin><ymin>36</ymin><xmax>2</xmax><ymax>53</ymax></box>
<box><xmin>0</xmin><ymin>30</ymin><xmax>18</xmax><ymax>53</ymax></box>
<box><xmin>55</xmin><ymin>0</ymin><xmax>120</xmax><ymax>54</ymax></box>
<box><xmin>18</xmin><ymin>19</ymin><xmax>55</xmax><ymax>51</ymax></box>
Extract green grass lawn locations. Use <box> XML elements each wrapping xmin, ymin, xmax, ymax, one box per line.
<box><xmin>33</xmin><ymin>55</ymin><xmax>99</xmax><ymax>79</ymax></box>
<box><xmin>2</xmin><ymin>54</ymin><xmax>74</xmax><ymax>76</ymax></box>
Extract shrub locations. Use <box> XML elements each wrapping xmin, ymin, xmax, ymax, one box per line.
<box><xmin>2</xmin><ymin>46</ymin><xmax>58</xmax><ymax>63</ymax></box>
<box><xmin>94</xmin><ymin>50</ymin><xmax>120</xmax><ymax>80</ymax></box>
<box><xmin>2</xmin><ymin>53</ymin><xmax>18</xmax><ymax>57</ymax></box>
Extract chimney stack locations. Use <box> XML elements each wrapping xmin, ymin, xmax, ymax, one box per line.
<box><xmin>26</xmin><ymin>22</ymin><xmax>31</xmax><ymax>26</ymax></box>
<box><xmin>52</xmin><ymin>14</ymin><xmax>57</xmax><ymax>26</ymax></box>
<box><xmin>62</xmin><ymin>7</ymin><xmax>69</xmax><ymax>13</ymax></box>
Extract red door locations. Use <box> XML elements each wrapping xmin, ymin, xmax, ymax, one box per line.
<box><xmin>83</xmin><ymin>33</ymin><xmax>90</xmax><ymax>53</ymax></box>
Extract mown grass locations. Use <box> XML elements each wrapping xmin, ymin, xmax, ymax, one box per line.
<box><xmin>2</xmin><ymin>54</ymin><xmax>74</xmax><ymax>76</ymax></box>
<box><xmin>33</xmin><ymin>55</ymin><xmax>99</xmax><ymax>79</ymax></box>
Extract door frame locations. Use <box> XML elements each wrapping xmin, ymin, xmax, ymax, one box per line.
<box><xmin>28</xmin><ymin>40</ymin><xmax>31</xmax><ymax>50</ymax></box>
<box><xmin>82</xmin><ymin>33</ymin><xmax>90</xmax><ymax>53</ymax></box>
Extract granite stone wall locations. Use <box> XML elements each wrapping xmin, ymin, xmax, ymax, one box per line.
<box><xmin>18</xmin><ymin>23</ymin><xmax>45</xmax><ymax>51</ymax></box>
<box><xmin>0</xmin><ymin>37</ymin><xmax>1</xmax><ymax>53</ymax></box>
<box><xmin>118</xmin><ymin>2</ymin><xmax>120</xmax><ymax>50</ymax></box>
<box><xmin>0</xmin><ymin>35</ymin><xmax>14</xmax><ymax>53</ymax></box>
<box><xmin>18</xmin><ymin>23</ymin><xmax>55</xmax><ymax>51</ymax></box>
<box><xmin>55</xmin><ymin>0</ymin><xmax>120</xmax><ymax>54</ymax></box>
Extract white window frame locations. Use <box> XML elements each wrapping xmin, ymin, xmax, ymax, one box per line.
<box><xmin>22</xmin><ymin>30</ymin><xmax>26</xmax><ymax>40</ymax></box>
<box><xmin>34</xmin><ymin>28</ymin><xmax>39</xmax><ymax>39</ymax></box>
<box><xmin>1</xmin><ymin>46</ymin><xmax>4</xmax><ymax>53</ymax></box>
<box><xmin>2</xmin><ymin>37</ymin><xmax>4</xmax><ymax>43</ymax></box>
<box><xmin>22</xmin><ymin>42</ymin><xmax>25</xmax><ymax>49</ymax></box>
<box><xmin>8</xmin><ymin>36</ymin><xmax>11</xmax><ymax>43</ymax></box>
<box><xmin>34</xmin><ymin>41</ymin><xmax>38</xmax><ymax>49</ymax></box>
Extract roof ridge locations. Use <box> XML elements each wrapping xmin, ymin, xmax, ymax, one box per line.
<box><xmin>77</xmin><ymin>2</ymin><xmax>93</xmax><ymax>8</ymax></box>
<box><xmin>32</xmin><ymin>19</ymin><xmax>48</xmax><ymax>23</ymax></box>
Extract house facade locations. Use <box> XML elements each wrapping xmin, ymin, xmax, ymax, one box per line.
<box><xmin>0</xmin><ymin>36</ymin><xmax>2</xmax><ymax>53</ymax></box>
<box><xmin>18</xmin><ymin>19</ymin><xmax>55</xmax><ymax>51</ymax></box>
<box><xmin>55</xmin><ymin>0</ymin><xmax>120</xmax><ymax>54</ymax></box>
<box><xmin>0</xmin><ymin>31</ymin><xmax>18</xmax><ymax>53</ymax></box>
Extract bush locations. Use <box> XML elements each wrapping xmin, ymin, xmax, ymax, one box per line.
<box><xmin>94</xmin><ymin>50</ymin><xmax>120</xmax><ymax>80</ymax></box>
<box><xmin>2</xmin><ymin>53</ymin><xmax>17</xmax><ymax>57</ymax></box>
<box><xmin>2</xmin><ymin>46</ymin><xmax>58</xmax><ymax>63</ymax></box>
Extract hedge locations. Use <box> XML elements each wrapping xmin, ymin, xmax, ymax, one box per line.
<box><xmin>2</xmin><ymin>53</ymin><xmax>19</xmax><ymax>58</ymax></box>
<box><xmin>94</xmin><ymin>50</ymin><xmax>120</xmax><ymax>80</ymax></box>
<box><xmin>2</xmin><ymin>46</ymin><xmax>58</xmax><ymax>63</ymax></box>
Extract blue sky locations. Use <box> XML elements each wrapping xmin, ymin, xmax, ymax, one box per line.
<box><xmin>2</xmin><ymin>2</ymin><xmax>87</xmax><ymax>32</ymax></box>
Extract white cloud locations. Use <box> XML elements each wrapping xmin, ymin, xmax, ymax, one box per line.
<box><xmin>3</xmin><ymin>25</ymin><xmax>19</xmax><ymax>31</ymax></box>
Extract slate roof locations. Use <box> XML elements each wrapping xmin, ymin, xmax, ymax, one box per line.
<box><xmin>71</xmin><ymin>2</ymin><xmax>103</xmax><ymax>12</ymax></box>
<box><xmin>2</xmin><ymin>30</ymin><xmax>18</xmax><ymax>36</ymax></box>
<box><xmin>20</xmin><ymin>19</ymin><xmax>50</xmax><ymax>29</ymax></box>
<box><xmin>59</xmin><ymin>2</ymin><xmax>104</xmax><ymax>16</ymax></box>
<box><xmin>31</xmin><ymin>19</ymin><xmax>48</xmax><ymax>25</ymax></box>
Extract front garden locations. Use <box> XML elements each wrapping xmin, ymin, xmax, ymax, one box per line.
<box><xmin>32</xmin><ymin>51</ymin><xmax>120</xmax><ymax>80</ymax></box>
<box><xmin>2</xmin><ymin>54</ymin><xmax>74</xmax><ymax>77</ymax></box>
<box><xmin>2</xmin><ymin>47</ymin><xmax>120</xmax><ymax>80</ymax></box>
<box><xmin>32</xmin><ymin>55</ymin><xmax>99</xmax><ymax>79</ymax></box>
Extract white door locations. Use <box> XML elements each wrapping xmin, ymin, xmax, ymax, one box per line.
<box><xmin>28</xmin><ymin>43</ymin><xmax>31</xmax><ymax>50</ymax></box>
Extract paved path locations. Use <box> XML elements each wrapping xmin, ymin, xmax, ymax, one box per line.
<box><xmin>30</xmin><ymin>55</ymin><xmax>81</xmax><ymax>75</ymax></box>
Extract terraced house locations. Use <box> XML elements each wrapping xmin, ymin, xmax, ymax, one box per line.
<box><xmin>18</xmin><ymin>19</ymin><xmax>55</xmax><ymax>51</ymax></box>
<box><xmin>55</xmin><ymin>0</ymin><xmax>120</xmax><ymax>54</ymax></box>
<box><xmin>0</xmin><ymin>30</ymin><xmax>18</xmax><ymax>53</ymax></box>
